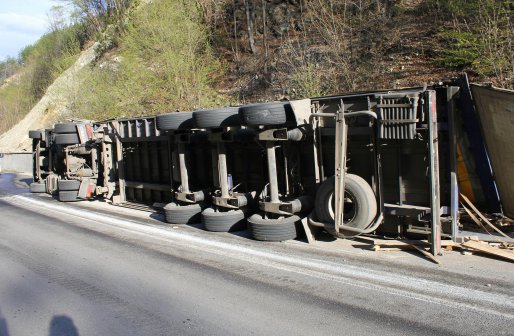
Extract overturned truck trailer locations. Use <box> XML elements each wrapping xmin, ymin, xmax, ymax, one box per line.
<box><xmin>28</xmin><ymin>84</ymin><xmax>461</xmax><ymax>256</ymax></box>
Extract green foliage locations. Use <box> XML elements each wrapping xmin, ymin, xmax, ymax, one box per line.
<box><xmin>0</xmin><ymin>23</ymin><xmax>85</xmax><ymax>134</ymax></box>
<box><xmin>436</xmin><ymin>30</ymin><xmax>479</xmax><ymax>68</ymax></box>
<box><xmin>0</xmin><ymin>77</ymin><xmax>35</xmax><ymax>134</ymax></box>
<box><xmin>290</xmin><ymin>64</ymin><xmax>330</xmax><ymax>99</ymax></box>
<box><xmin>433</xmin><ymin>0</ymin><xmax>513</xmax><ymax>85</ymax></box>
<box><xmin>24</xmin><ymin>25</ymin><xmax>83</xmax><ymax>98</ymax></box>
<box><xmin>74</xmin><ymin>0</ymin><xmax>226</xmax><ymax>119</ymax></box>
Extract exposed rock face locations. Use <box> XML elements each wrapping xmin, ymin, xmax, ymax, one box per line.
<box><xmin>0</xmin><ymin>43</ymin><xmax>98</xmax><ymax>153</ymax></box>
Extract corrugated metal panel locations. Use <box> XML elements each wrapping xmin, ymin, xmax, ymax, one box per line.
<box><xmin>377</xmin><ymin>95</ymin><xmax>419</xmax><ymax>139</ymax></box>
<box><xmin>471</xmin><ymin>84</ymin><xmax>514</xmax><ymax>218</ymax></box>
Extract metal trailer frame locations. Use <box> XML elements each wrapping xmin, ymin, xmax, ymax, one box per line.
<box><xmin>29</xmin><ymin>84</ymin><xmax>464</xmax><ymax>257</ymax></box>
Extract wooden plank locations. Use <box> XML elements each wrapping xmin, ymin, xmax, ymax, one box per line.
<box><xmin>371</xmin><ymin>239</ymin><xmax>457</xmax><ymax>247</ymax></box>
<box><xmin>410</xmin><ymin>244</ymin><xmax>441</xmax><ymax>264</ymax></box>
<box><xmin>462</xmin><ymin>240</ymin><xmax>514</xmax><ymax>262</ymax></box>
<box><xmin>460</xmin><ymin>193</ymin><xmax>510</xmax><ymax>239</ymax></box>
<box><xmin>301</xmin><ymin>217</ymin><xmax>317</xmax><ymax>244</ymax></box>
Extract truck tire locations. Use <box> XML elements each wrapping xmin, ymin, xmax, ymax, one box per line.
<box><xmin>247</xmin><ymin>214</ymin><xmax>299</xmax><ymax>241</ymax></box>
<box><xmin>29</xmin><ymin>130</ymin><xmax>42</xmax><ymax>139</ymax></box>
<box><xmin>55</xmin><ymin>133</ymin><xmax>80</xmax><ymax>145</ymax></box>
<box><xmin>58</xmin><ymin>180</ymin><xmax>81</xmax><ymax>191</ymax></box>
<box><xmin>59</xmin><ymin>190</ymin><xmax>79</xmax><ymax>202</ymax></box>
<box><xmin>54</xmin><ymin>123</ymin><xmax>77</xmax><ymax>134</ymax></box>
<box><xmin>315</xmin><ymin>174</ymin><xmax>377</xmax><ymax>231</ymax></box>
<box><xmin>239</xmin><ymin>102</ymin><xmax>291</xmax><ymax>126</ymax></box>
<box><xmin>164</xmin><ymin>202</ymin><xmax>202</xmax><ymax>224</ymax></box>
<box><xmin>30</xmin><ymin>182</ymin><xmax>46</xmax><ymax>193</ymax></box>
<box><xmin>193</xmin><ymin>107</ymin><xmax>241</xmax><ymax>128</ymax></box>
<box><xmin>201</xmin><ymin>207</ymin><xmax>246</xmax><ymax>232</ymax></box>
<box><xmin>156</xmin><ymin>112</ymin><xmax>195</xmax><ymax>131</ymax></box>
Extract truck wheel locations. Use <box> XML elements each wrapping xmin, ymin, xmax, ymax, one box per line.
<box><xmin>29</xmin><ymin>130</ymin><xmax>42</xmax><ymax>139</ymax></box>
<box><xmin>247</xmin><ymin>214</ymin><xmax>299</xmax><ymax>241</ymax></box>
<box><xmin>59</xmin><ymin>190</ymin><xmax>79</xmax><ymax>202</ymax></box>
<box><xmin>55</xmin><ymin>134</ymin><xmax>80</xmax><ymax>145</ymax></box>
<box><xmin>30</xmin><ymin>182</ymin><xmax>46</xmax><ymax>193</ymax></box>
<box><xmin>201</xmin><ymin>207</ymin><xmax>246</xmax><ymax>232</ymax></box>
<box><xmin>193</xmin><ymin>107</ymin><xmax>241</xmax><ymax>129</ymax></box>
<box><xmin>239</xmin><ymin>102</ymin><xmax>291</xmax><ymax>126</ymax></box>
<box><xmin>164</xmin><ymin>202</ymin><xmax>203</xmax><ymax>224</ymax></box>
<box><xmin>315</xmin><ymin>174</ymin><xmax>377</xmax><ymax>232</ymax></box>
<box><xmin>58</xmin><ymin>180</ymin><xmax>81</xmax><ymax>191</ymax></box>
<box><xmin>156</xmin><ymin>112</ymin><xmax>195</xmax><ymax>131</ymax></box>
<box><xmin>54</xmin><ymin>123</ymin><xmax>77</xmax><ymax>134</ymax></box>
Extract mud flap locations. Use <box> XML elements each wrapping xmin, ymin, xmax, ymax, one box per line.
<box><xmin>78</xmin><ymin>178</ymin><xmax>93</xmax><ymax>199</ymax></box>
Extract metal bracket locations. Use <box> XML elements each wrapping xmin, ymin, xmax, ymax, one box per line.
<box><xmin>175</xmin><ymin>190</ymin><xmax>206</xmax><ymax>203</ymax></box>
<box><xmin>257</xmin><ymin>128</ymin><xmax>289</xmax><ymax>141</ymax></box>
<box><xmin>213</xmin><ymin>192</ymin><xmax>251</xmax><ymax>209</ymax></box>
<box><xmin>259</xmin><ymin>201</ymin><xmax>294</xmax><ymax>216</ymax></box>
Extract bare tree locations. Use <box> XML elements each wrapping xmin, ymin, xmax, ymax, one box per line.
<box><xmin>244</xmin><ymin>0</ymin><xmax>256</xmax><ymax>54</ymax></box>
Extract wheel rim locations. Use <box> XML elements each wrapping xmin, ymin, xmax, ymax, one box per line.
<box><xmin>328</xmin><ymin>191</ymin><xmax>357</xmax><ymax>224</ymax></box>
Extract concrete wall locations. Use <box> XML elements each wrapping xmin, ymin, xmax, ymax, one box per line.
<box><xmin>0</xmin><ymin>152</ymin><xmax>33</xmax><ymax>173</ymax></box>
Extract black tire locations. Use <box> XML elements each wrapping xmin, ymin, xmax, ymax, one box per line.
<box><xmin>58</xmin><ymin>180</ymin><xmax>81</xmax><ymax>191</ymax></box>
<box><xmin>54</xmin><ymin>123</ymin><xmax>77</xmax><ymax>134</ymax></box>
<box><xmin>247</xmin><ymin>214</ymin><xmax>299</xmax><ymax>241</ymax></box>
<box><xmin>164</xmin><ymin>202</ymin><xmax>203</xmax><ymax>224</ymax></box>
<box><xmin>29</xmin><ymin>130</ymin><xmax>42</xmax><ymax>139</ymax></box>
<box><xmin>239</xmin><ymin>102</ymin><xmax>292</xmax><ymax>126</ymax></box>
<box><xmin>315</xmin><ymin>174</ymin><xmax>377</xmax><ymax>233</ymax></box>
<box><xmin>59</xmin><ymin>190</ymin><xmax>79</xmax><ymax>202</ymax></box>
<box><xmin>193</xmin><ymin>107</ymin><xmax>241</xmax><ymax>128</ymax></box>
<box><xmin>202</xmin><ymin>207</ymin><xmax>246</xmax><ymax>232</ymax></box>
<box><xmin>156</xmin><ymin>112</ymin><xmax>195</xmax><ymax>131</ymax></box>
<box><xmin>30</xmin><ymin>182</ymin><xmax>46</xmax><ymax>193</ymax></box>
<box><xmin>55</xmin><ymin>133</ymin><xmax>80</xmax><ymax>145</ymax></box>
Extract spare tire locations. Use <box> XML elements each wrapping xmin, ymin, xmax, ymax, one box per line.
<box><xmin>239</xmin><ymin>102</ymin><xmax>292</xmax><ymax>126</ymax></box>
<box><xmin>54</xmin><ymin>123</ymin><xmax>77</xmax><ymax>134</ymax></box>
<box><xmin>247</xmin><ymin>214</ymin><xmax>299</xmax><ymax>241</ymax></box>
<box><xmin>29</xmin><ymin>130</ymin><xmax>42</xmax><ymax>139</ymax></box>
<box><xmin>30</xmin><ymin>182</ymin><xmax>46</xmax><ymax>193</ymax></box>
<box><xmin>55</xmin><ymin>133</ymin><xmax>80</xmax><ymax>145</ymax></box>
<box><xmin>164</xmin><ymin>202</ymin><xmax>203</xmax><ymax>224</ymax></box>
<box><xmin>193</xmin><ymin>107</ymin><xmax>241</xmax><ymax>128</ymax></box>
<box><xmin>315</xmin><ymin>174</ymin><xmax>377</xmax><ymax>234</ymax></box>
<box><xmin>58</xmin><ymin>179</ymin><xmax>81</xmax><ymax>191</ymax></box>
<box><xmin>156</xmin><ymin>112</ymin><xmax>195</xmax><ymax>131</ymax></box>
<box><xmin>201</xmin><ymin>207</ymin><xmax>246</xmax><ymax>232</ymax></box>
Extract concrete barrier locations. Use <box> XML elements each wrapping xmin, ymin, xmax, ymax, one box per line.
<box><xmin>0</xmin><ymin>152</ymin><xmax>33</xmax><ymax>173</ymax></box>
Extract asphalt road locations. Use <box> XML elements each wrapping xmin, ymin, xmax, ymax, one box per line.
<box><xmin>0</xmin><ymin>174</ymin><xmax>513</xmax><ymax>335</ymax></box>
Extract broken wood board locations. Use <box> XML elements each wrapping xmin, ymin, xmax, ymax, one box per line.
<box><xmin>462</xmin><ymin>240</ymin><xmax>514</xmax><ymax>262</ymax></box>
<box><xmin>371</xmin><ymin>239</ymin><xmax>457</xmax><ymax>247</ymax></box>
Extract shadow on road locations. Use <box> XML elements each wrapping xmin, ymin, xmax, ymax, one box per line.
<box><xmin>49</xmin><ymin>315</ymin><xmax>79</xmax><ymax>336</ymax></box>
<box><xmin>0</xmin><ymin>307</ymin><xmax>9</xmax><ymax>336</ymax></box>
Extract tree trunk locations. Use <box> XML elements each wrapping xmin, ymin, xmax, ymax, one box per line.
<box><xmin>244</xmin><ymin>0</ymin><xmax>256</xmax><ymax>54</ymax></box>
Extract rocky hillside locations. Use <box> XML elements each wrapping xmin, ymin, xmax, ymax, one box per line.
<box><xmin>0</xmin><ymin>0</ymin><xmax>511</xmax><ymax>151</ymax></box>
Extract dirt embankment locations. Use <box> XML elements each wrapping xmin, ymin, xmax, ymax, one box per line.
<box><xmin>0</xmin><ymin>43</ymin><xmax>98</xmax><ymax>153</ymax></box>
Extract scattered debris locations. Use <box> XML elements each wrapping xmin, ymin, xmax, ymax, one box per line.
<box><xmin>461</xmin><ymin>239</ymin><xmax>514</xmax><ymax>262</ymax></box>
